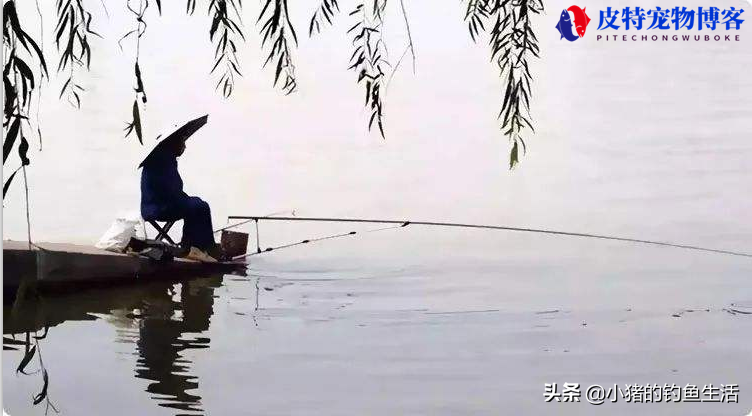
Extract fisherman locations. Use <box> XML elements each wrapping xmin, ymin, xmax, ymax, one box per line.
<box><xmin>139</xmin><ymin>118</ymin><xmax>222</xmax><ymax>262</ymax></box>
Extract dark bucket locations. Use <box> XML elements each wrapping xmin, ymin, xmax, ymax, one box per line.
<box><xmin>221</xmin><ymin>230</ymin><xmax>249</xmax><ymax>258</ymax></box>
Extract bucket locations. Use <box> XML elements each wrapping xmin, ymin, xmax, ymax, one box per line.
<box><xmin>220</xmin><ymin>230</ymin><xmax>249</xmax><ymax>258</ymax></box>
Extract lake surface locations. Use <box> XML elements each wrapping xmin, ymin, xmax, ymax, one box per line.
<box><xmin>4</xmin><ymin>231</ymin><xmax>752</xmax><ymax>415</ymax></box>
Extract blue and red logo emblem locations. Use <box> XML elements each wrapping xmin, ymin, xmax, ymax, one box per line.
<box><xmin>556</xmin><ymin>6</ymin><xmax>592</xmax><ymax>41</ymax></box>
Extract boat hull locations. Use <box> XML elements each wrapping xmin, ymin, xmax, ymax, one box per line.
<box><xmin>3</xmin><ymin>240</ymin><xmax>245</xmax><ymax>295</ymax></box>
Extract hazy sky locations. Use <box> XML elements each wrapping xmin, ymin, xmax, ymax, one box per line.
<box><xmin>3</xmin><ymin>0</ymin><xmax>751</xmax><ymax>253</ymax></box>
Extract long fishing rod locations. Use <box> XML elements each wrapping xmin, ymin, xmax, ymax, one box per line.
<box><xmin>214</xmin><ymin>210</ymin><xmax>296</xmax><ymax>234</ymax></box>
<box><xmin>233</xmin><ymin>224</ymin><xmax>406</xmax><ymax>260</ymax></box>
<box><xmin>228</xmin><ymin>215</ymin><xmax>752</xmax><ymax>259</ymax></box>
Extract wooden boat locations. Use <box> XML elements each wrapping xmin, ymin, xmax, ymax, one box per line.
<box><xmin>3</xmin><ymin>240</ymin><xmax>246</xmax><ymax>295</ymax></box>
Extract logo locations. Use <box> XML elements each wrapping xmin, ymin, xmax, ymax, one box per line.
<box><xmin>556</xmin><ymin>6</ymin><xmax>592</xmax><ymax>41</ymax></box>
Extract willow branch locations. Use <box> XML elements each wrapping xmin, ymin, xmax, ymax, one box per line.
<box><xmin>465</xmin><ymin>0</ymin><xmax>543</xmax><ymax>169</ymax></box>
<box><xmin>55</xmin><ymin>0</ymin><xmax>100</xmax><ymax>108</ymax></box>
<box><xmin>348</xmin><ymin>1</ymin><xmax>389</xmax><ymax>138</ymax></box>
<box><xmin>122</xmin><ymin>0</ymin><xmax>149</xmax><ymax>144</ymax></box>
<box><xmin>209</xmin><ymin>0</ymin><xmax>244</xmax><ymax>98</ymax></box>
<box><xmin>259</xmin><ymin>0</ymin><xmax>298</xmax><ymax>94</ymax></box>
<box><xmin>309</xmin><ymin>0</ymin><xmax>340</xmax><ymax>36</ymax></box>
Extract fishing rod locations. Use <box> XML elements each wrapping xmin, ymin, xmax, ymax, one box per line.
<box><xmin>228</xmin><ymin>215</ymin><xmax>752</xmax><ymax>259</ymax></box>
<box><xmin>214</xmin><ymin>210</ymin><xmax>296</xmax><ymax>234</ymax></box>
<box><xmin>232</xmin><ymin>223</ymin><xmax>407</xmax><ymax>260</ymax></box>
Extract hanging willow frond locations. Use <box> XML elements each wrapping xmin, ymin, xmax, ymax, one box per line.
<box><xmin>491</xmin><ymin>0</ymin><xmax>543</xmax><ymax>169</ymax></box>
<box><xmin>55</xmin><ymin>0</ymin><xmax>99</xmax><ymax>108</ymax></box>
<box><xmin>467</xmin><ymin>0</ymin><xmax>543</xmax><ymax>169</ymax></box>
<box><xmin>3</xmin><ymin>1</ymin><xmax>47</xmax><ymax>83</ymax></box>
<box><xmin>186</xmin><ymin>0</ymin><xmax>197</xmax><ymax>15</ymax></box>
<box><xmin>259</xmin><ymin>0</ymin><xmax>298</xmax><ymax>94</ymax></box>
<box><xmin>209</xmin><ymin>0</ymin><xmax>244</xmax><ymax>98</ymax></box>
<box><xmin>348</xmin><ymin>1</ymin><xmax>389</xmax><ymax>138</ymax></box>
<box><xmin>3</xmin><ymin>0</ymin><xmax>46</xmax><ymax>199</ymax></box>
<box><xmin>309</xmin><ymin>0</ymin><xmax>340</xmax><ymax>36</ymax></box>
<box><xmin>464</xmin><ymin>0</ymin><xmax>491</xmax><ymax>42</ymax></box>
<box><xmin>122</xmin><ymin>0</ymin><xmax>149</xmax><ymax>145</ymax></box>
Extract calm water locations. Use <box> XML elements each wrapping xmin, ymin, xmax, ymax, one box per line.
<box><xmin>3</xmin><ymin>231</ymin><xmax>752</xmax><ymax>415</ymax></box>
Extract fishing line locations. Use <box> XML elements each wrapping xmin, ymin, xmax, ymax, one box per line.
<box><xmin>228</xmin><ymin>215</ymin><xmax>752</xmax><ymax>259</ymax></box>
<box><xmin>234</xmin><ymin>223</ymin><xmax>408</xmax><ymax>260</ymax></box>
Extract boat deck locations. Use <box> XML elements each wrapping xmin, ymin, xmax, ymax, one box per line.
<box><xmin>3</xmin><ymin>240</ymin><xmax>245</xmax><ymax>293</ymax></box>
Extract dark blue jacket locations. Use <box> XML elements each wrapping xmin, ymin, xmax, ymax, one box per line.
<box><xmin>140</xmin><ymin>150</ymin><xmax>190</xmax><ymax>221</ymax></box>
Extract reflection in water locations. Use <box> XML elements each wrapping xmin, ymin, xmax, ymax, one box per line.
<box><xmin>4</xmin><ymin>274</ymin><xmax>229</xmax><ymax>415</ymax></box>
<box><xmin>133</xmin><ymin>277</ymin><xmax>221</xmax><ymax>413</ymax></box>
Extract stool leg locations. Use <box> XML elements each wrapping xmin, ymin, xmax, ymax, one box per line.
<box><xmin>154</xmin><ymin>227</ymin><xmax>168</xmax><ymax>241</ymax></box>
<box><xmin>162</xmin><ymin>221</ymin><xmax>177</xmax><ymax>245</ymax></box>
<box><xmin>163</xmin><ymin>234</ymin><xmax>177</xmax><ymax>245</ymax></box>
<box><xmin>148</xmin><ymin>220</ymin><xmax>179</xmax><ymax>246</ymax></box>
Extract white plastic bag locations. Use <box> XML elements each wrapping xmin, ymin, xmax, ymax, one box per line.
<box><xmin>95</xmin><ymin>218</ymin><xmax>140</xmax><ymax>252</ymax></box>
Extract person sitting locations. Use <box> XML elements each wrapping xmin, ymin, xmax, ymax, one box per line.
<box><xmin>139</xmin><ymin>138</ymin><xmax>220</xmax><ymax>262</ymax></box>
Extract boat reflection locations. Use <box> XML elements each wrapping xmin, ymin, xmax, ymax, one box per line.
<box><xmin>4</xmin><ymin>274</ymin><xmax>226</xmax><ymax>415</ymax></box>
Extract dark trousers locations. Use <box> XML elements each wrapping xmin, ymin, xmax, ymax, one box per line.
<box><xmin>180</xmin><ymin>197</ymin><xmax>215</xmax><ymax>250</ymax></box>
